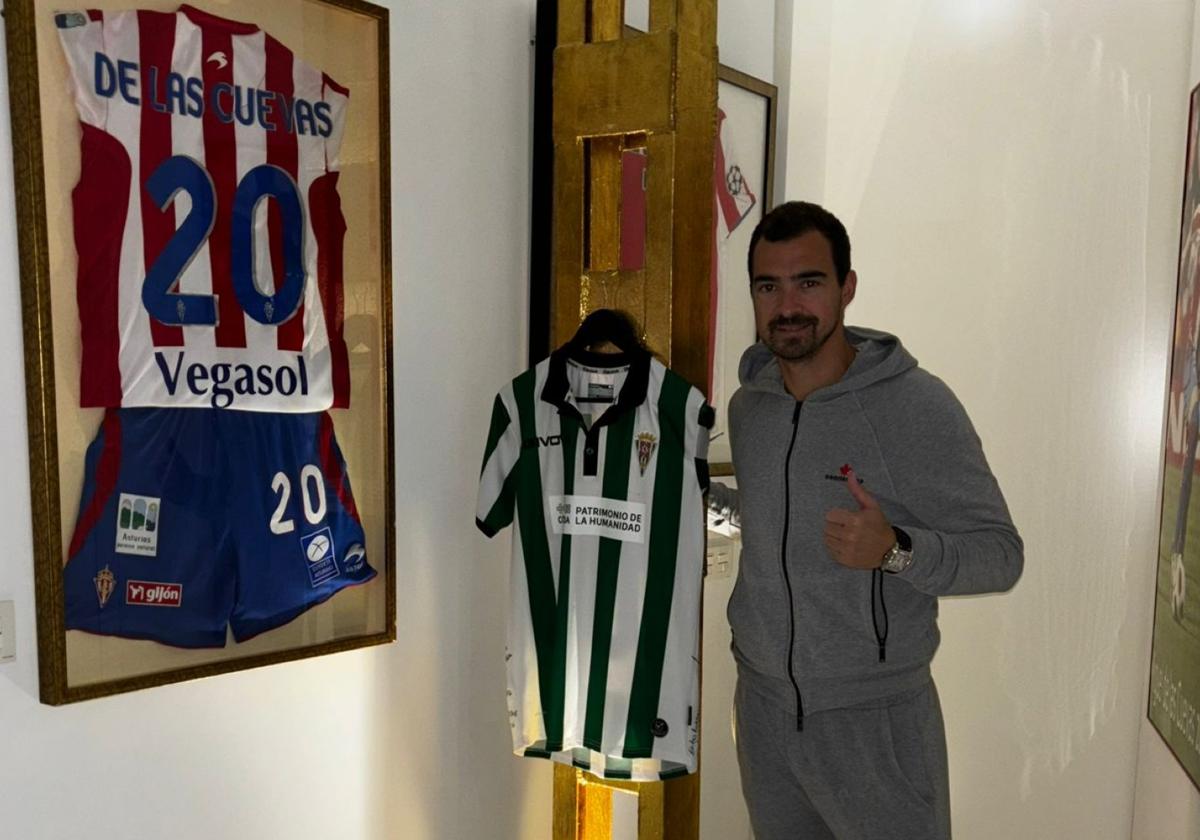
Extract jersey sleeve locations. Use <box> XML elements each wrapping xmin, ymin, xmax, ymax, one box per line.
<box><xmin>55</xmin><ymin>11</ymin><xmax>108</xmax><ymax>130</ymax></box>
<box><xmin>686</xmin><ymin>386</ymin><xmax>714</xmax><ymax>493</ymax></box>
<box><xmin>476</xmin><ymin>389</ymin><xmax>521</xmax><ymax>537</ymax></box>
<box><xmin>321</xmin><ymin>76</ymin><xmax>350</xmax><ymax>172</ymax></box>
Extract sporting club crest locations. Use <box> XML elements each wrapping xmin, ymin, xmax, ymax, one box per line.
<box><xmin>94</xmin><ymin>565</ymin><xmax>116</xmax><ymax>608</ymax></box>
<box><xmin>636</xmin><ymin>432</ymin><xmax>658</xmax><ymax>476</ymax></box>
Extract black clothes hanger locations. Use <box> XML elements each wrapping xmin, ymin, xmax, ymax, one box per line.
<box><xmin>552</xmin><ymin>309</ymin><xmax>652</xmax><ymax>411</ymax></box>
<box><xmin>564</xmin><ymin>308</ymin><xmax>647</xmax><ymax>357</ymax></box>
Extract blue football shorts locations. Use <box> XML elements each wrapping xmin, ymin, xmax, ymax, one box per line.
<box><xmin>63</xmin><ymin>408</ymin><xmax>376</xmax><ymax>647</ymax></box>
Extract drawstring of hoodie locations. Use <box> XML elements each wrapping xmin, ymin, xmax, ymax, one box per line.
<box><xmin>871</xmin><ymin>569</ymin><xmax>889</xmax><ymax>661</ymax></box>
<box><xmin>782</xmin><ymin>401</ymin><xmax>805</xmax><ymax>731</ymax></box>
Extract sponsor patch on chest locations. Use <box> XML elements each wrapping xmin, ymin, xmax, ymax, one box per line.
<box><xmin>549</xmin><ymin>495</ymin><xmax>647</xmax><ymax>544</ymax></box>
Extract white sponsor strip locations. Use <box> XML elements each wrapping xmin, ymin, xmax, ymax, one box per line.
<box><xmin>549</xmin><ymin>495</ymin><xmax>647</xmax><ymax>545</ymax></box>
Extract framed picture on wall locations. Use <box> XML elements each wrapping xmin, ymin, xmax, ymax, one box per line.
<box><xmin>4</xmin><ymin>0</ymin><xmax>395</xmax><ymax>704</ymax></box>
<box><xmin>1149</xmin><ymin>80</ymin><xmax>1200</xmax><ymax>790</ymax></box>
<box><xmin>708</xmin><ymin>65</ymin><xmax>777</xmax><ymax>475</ymax></box>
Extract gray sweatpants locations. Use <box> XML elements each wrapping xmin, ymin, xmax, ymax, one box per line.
<box><xmin>734</xmin><ymin>679</ymin><xmax>951</xmax><ymax>839</ymax></box>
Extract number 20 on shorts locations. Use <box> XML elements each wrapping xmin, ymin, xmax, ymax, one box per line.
<box><xmin>270</xmin><ymin>464</ymin><xmax>328</xmax><ymax>535</ymax></box>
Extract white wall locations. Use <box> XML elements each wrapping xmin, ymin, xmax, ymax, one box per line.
<box><xmin>0</xmin><ymin>2</ymin><xmax>550</xmax><ymax>838</ymax></box>
<box><xmin>783</xmin><ymin>1</ymin><xmax>1191</xmax><ymax>837</ymax></box>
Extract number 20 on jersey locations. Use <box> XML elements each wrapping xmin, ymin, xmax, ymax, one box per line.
<box><xmin>144</xmin><ymin>155</ymin><xmax>306</xmax><ymax>327</ymax></box>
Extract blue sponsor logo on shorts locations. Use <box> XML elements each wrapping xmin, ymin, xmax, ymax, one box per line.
<box><xmin>300</xmin><ymin>527</ymin><xmax>340</xmax><ymax>587</ymax></box>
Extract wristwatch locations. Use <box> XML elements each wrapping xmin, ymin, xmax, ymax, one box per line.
<box><xmin>880</xmin><ymin>527</ymin><xmax>913</xmax><ymax>574</ymax></box>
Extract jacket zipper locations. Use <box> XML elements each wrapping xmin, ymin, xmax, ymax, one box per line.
<box><xmin>781</xmin><ymin>401</ymin><xmax>804</xmax><ymax>731</ymax></box>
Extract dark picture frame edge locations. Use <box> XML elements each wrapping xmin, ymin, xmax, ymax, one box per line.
<box><xmin>6</xmin><ymin>0</ymin><xmax>72</xmax><ymax>705</ymax></box>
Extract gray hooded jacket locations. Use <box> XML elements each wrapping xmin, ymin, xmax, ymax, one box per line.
<box><xmin>726</xmin><ymin>326</ymin><xmax>1023</xmax><ymax>722</ymax></box>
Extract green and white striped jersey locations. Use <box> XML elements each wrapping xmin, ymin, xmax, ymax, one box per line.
<box><xmin>477</xmin><ymin>347</ymin><xmax>713</xmax><ymax>781</ymax></box>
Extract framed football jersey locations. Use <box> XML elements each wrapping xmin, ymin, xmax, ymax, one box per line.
<box><xmin>5</xmin><ymin>0</ymin><xmax>395</xmax><ymax>704</ymax></box>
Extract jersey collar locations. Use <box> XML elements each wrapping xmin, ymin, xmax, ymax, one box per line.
<box><xmin>542</xmin><ymin>346</ymin><xmax>652</xmax><ymax>427</ymax></box>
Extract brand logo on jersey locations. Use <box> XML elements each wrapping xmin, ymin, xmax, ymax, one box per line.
<box><xmin>636</xmin><ymin>432</ymin><xmax>658</xmax><ymax>476</ymax></box>
<box><xmin>115</xmin><ymin>493</ymin><xmax>161</xmax><ymax>557</ymax></box>
<box><xmin>155</xmin><ymin>351</ymin><xmax>309</xmax><ymax>409</ymax></box>
<box><xmin>343</xmin><ymin>543</ymin><xmax>366</xmax><ymax>573</ymax></box>
<box><xmin>94</xmin><ymin>566</ymin><xmax>116</xmax><ymax>608</ymax></box>
<box><xmin>301</xmin><ymin>527</ymin><xmax>340</xmax><ymax>587</ymax></box>
<box><xmin>651</xmin><ymin>718</ymin><xmax>670</xmax><ymax>738</ymax></box>
<box><xmin>126</xmin><ymin>580</ymin><xmax>182</xmax><ymax>607</ymax></box>
<box><xmin>523</xmin><ymin>435</ymin><xmax>562</xmax><ymax>449</ymax></box>
<box><xmin>206</xmin><ymin>51</ymin><xmax>229</xmax><ymax>69</ymax></box>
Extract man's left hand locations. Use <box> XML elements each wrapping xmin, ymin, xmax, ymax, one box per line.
<box><xmin>824</xmin><ymin>468</ymin><xmax>895</xmax><ymax>570</ymax></box>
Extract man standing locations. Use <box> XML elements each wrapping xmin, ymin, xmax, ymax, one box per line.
<box><xmin>720</xmin><ymin>201</ymin><xmax>1023</xmax><ymax>839</ymax></box>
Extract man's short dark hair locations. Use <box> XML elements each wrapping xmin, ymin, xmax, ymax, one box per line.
<box><xmin>747</xmin><ymin>201</ymin><xmax>852</xmax><ymax>285</ymax></box>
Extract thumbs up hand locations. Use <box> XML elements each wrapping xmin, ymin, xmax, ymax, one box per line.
<box><xmin>824</xmin><ymin>468</ymin><xmax>896</xmax><ymax>570</ymax></box>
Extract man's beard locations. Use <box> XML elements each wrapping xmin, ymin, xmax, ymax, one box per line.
<box><xmin>764</xmin><ymin>314</ymin><xmax>835</xmax><ymax>361</ymax></box>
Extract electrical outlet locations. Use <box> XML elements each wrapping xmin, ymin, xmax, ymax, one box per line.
<box><xmin>0</xmin><ymin>601</ymin><xmax>14</xmax><ymax>662</ymax></box>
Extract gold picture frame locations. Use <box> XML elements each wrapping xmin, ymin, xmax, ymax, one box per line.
<box><xmin>4</xmin><ymin>0</ymin><xmax>395</xmax><ymax>704</ymax></box>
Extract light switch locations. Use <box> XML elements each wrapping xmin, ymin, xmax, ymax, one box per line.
<box><xmin>0</xmin><ymin>601</ymin><xmax>14</xmax><ymax>662</ymax></box>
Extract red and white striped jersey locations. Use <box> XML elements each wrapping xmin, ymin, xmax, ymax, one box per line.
<box><xmin>57</xmin><ymin>5</ymin><xmax>350</xmax><ymax>411</ymax></box>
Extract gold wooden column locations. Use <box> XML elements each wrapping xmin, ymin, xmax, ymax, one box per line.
<box><xmin>549</xmin><ymin>2</ymin><xmax>716</xmax><ymax>839</ymax></box>
<box><xmin>551</xmin><ymin>0</ymin><xmax>716</xmax><ymax>388</ymax></box>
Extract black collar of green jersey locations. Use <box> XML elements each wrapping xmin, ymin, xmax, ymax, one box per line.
<box><xmin>541</xmin><ymin>345</ymin><xmax>652</xmax><ymax>429</ymax></box>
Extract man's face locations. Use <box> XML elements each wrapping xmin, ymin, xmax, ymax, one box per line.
<box><xmin>750</xmin><ymin>231</ymin><xmax>856</xmax><ymax>362</ymax></box>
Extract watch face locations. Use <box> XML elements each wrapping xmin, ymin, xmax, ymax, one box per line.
<box><xmin>883</xmin><ymin>548</ymin><xmax>913</xmax><ymax>574</ymax></box>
